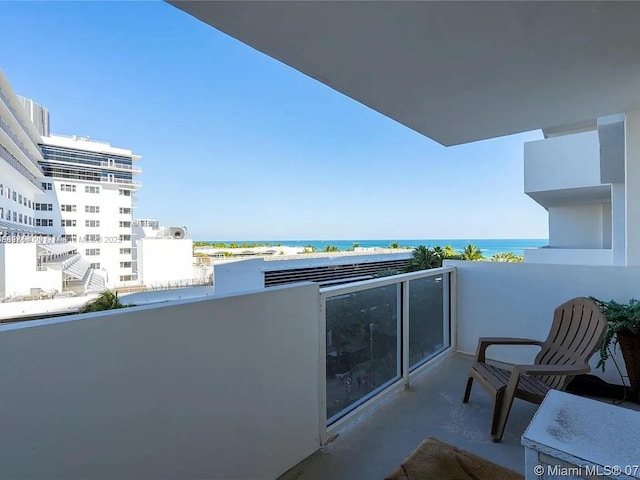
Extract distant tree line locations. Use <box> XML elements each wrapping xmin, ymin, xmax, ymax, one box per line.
<box><xmin>193</xmin><ymin>241</ymin><xmax>283</xmax><ymax>248</ymax></box>
<box><xmin>193</xmin><ymin>241</ymin><xmax>525</xmax><ymax>266</ymax></box>
<box><xmin>405</xmin><ymin>244</ymin><xmax>523</xmax><ymax>272</ymax></box>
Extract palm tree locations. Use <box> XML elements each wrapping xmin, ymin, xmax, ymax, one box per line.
<box><xmin>462</xmin><ymin>244</ymin><xmax>484</xmax><ymax>261</ymax></box>
<box><xmin>442</xmin><ymin>245</ymin><xmax>459</xmax><ymax>259</ymax></box>
<box><xmin>389</xmin><ymin>242</ymin><xmax>400</xmax><ymax>249</ymax></box>
<box><xmin>407</xmin><ymin>245</ymin><xmax>442</xmax><ymax>271</ymax></box>
<box><xmin>491</xmin><ymin>252</ymin><xmax>524</xmax><ymax>263</ymax></box>
<box><xmin>78</xmin><ymin>290</ymin><xmax>127</xmax><ymax>313</ymax></box>
<box><xmin>324</xmin><ymin>245</ymin><xmax>339</xmax><ymax>252</ymax></box>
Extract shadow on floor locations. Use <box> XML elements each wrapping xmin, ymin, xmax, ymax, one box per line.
<box><xmin>279</xmin><ymin>353</ymin><xmax>538</xmax><ymax>480</ymax></box>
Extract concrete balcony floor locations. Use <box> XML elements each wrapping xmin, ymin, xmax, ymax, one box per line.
<box><xmin>280</xmin><ymin>353</ymin><xmax>539</xmax><ymax>480</ymax></box>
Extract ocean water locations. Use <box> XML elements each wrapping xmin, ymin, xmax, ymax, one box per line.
<box><xmin>201</xmin><ymin>239</ymin><xmax>548</xmax><ymax>258</ymax></box>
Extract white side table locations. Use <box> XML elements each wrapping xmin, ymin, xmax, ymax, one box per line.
<box><xmin>522</xmin><ymin>390</ymin><xmax>640</xmax><ymax>480</ymax></box>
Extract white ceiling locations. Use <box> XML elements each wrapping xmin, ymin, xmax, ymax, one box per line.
<box><xmin>169</xmin><ymin>1</ymin><xmax>640</xmax><ymax>146</ymax></box>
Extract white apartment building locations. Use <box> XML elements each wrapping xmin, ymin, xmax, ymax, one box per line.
<box><xmin>37</xmin><ymin>134</ymin><xmax>141</xmax><ymax>287</ymax></box>
<box><xmin>0</xmin><ymin>69</ymin><xmax>58</xmax><ymax>298</ymax></box>
<box><xmin>0</xmin><ymin>68</ymin><xmax>144</xmax><ymax>297</ymax></box>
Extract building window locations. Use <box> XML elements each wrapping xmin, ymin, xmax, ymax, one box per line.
<box><xmin>119</xmin><ymin>248</ymin><xmax>131</xmax><ymax>255</ymax></box>
<box><xmin>119</xmin><ymin>234</ymin><xmax>131</xmax><ymax>241</ymax></box>
<box><xmin>12</xmin><ymin>191</ymin><xmax>17</xmax><ymax>201</ymax></box>
<box><xmin>6</xmin><ymin>187</ymin><xmax>11</xmax><ymax>198</ymax></box>
<box><xmin>0</xmin><ymin>184</ymin><xmax>3</xmax><ymax>195</ymax></box>
<box><xmin>85</xmin><ymin>205</ymin><xmax>100</xmax><ymax>213</ymax></box>
<box><xmin>119</xmin><ymin>221</ymin><xmax>131</xmax><ymax>228</ymax></box>
<box><xmin>19</xmin><ymin>214</ymin><xmax>23</xmax><ymax>223</ymax></box>
<box><xmin>61</xmin><ymin>219</ymin><xmax>77</xmax><ymax>227</ymax></box>
<box><xmin>12</xmin><ymin>211</ymin><xmax>17</xmax><ymax>221</ymax></box>
<box><xmin>119</xmin><ymin>207</ymin><xmax>131</xmax><ymax>214</ymax></box>
<box><xmin>85</xmin><ymin>220</ymin><xmax>100</xmax><ymax>228</ymax></box>
<box><xmin>84</xmin><ymin>234</ymin><xmax>101</xmax><ymax>242</ymax></box>
<box><xmin>61</xmin><ymin>234</ymin><xmax>77</xmax><ymax>242</ymax></box>
<box><xmin>6</xmin><ymin>209</ymin><xmax>10</xmax><ymax>220</ymax></box>
<box><xmin>28</xmin><ymin>199</ymin><xmax>31</xmax><ymax>208</ymax></box>
<box><xmin>61</xmin><ymin>204</ymin><xmax>77</xmax><ymax>212</ymax></box>
<box><xmin>35</xmin><ymin>203</ymin><xmax>53</xmax><ymax>211</ymax></box>
<box><xmin>29</xmin><ymin>217</ymin><xmax>32</xmax><ymax>225</ymax></box>
<box><xmin>60</xmin><ymin>184</ymin><xmax>76</xmax><ymax>192</ymax></box>
<box><xmin>18</xmin><ymin>194</ymin><xmax>22</xmax><ymax>204</ymax></box>
<box><xmin>120</xmin><ymin>261</ymin><xmax>132</xmax><ymax>268</ymax></box>
<box><xmin>90</xmin><ymin>263</ymin><xmax>100</xmax><ymax>269</ymax></box>
<box><xmin>35</xmin><ymin>218</ymin><xmax>53</xmax><ymax>227</ymax></box>
<box><xmin>41</xmin><ymin>182</ymin><xmax>52</xmax><ymax>191</ymax></box>
<box><xmin>118</xmin><ymin>189</ymin><xmax>131</xmax><ymax>196</ymax></box>
<box><xmin>85</xmin><ymin>186</ymin><xmax>100</xmax><ymax>194</ymax></box>
<box><xmin>119</xmin><ymin>275</ymin><xmax>132</xmax><ymax>282</ymax></box>
<box><xmin>85</xmin><ymin>248</ymin><xmax>101</xmax><ymax>256</ymax></box>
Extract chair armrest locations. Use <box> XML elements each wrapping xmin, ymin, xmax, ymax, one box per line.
<box><xmin>504</xmin><ymin>363</ymin><xmax>591</xmax><ymax>400</ymax></box>
<box><xmin>512</xmin><ymin>363</ymin><xmax>591</xmax><ymax>377</ymax></box>
<box><xmin>475</xmin><ymin>337</ymin><xmax>544</xmax><ymax>362</ymax></box>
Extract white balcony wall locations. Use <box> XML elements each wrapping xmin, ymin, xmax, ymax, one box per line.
<box><xmin>524</xmin><ymin>248</ymin><xmax>613</xmax><ymax>266</ymax></box>
<box><xmin>548</xmin><ymin>203</ymin><xmax>610</xmax><ymax>249</ymax></box>
<box><xmin>0</xmin><ymin>283</ymin><xmax>321</xmax><ymax>480</ymax></box>
<box><xmin>213</xmin><ymin>258</ymin><xmax>265</xmax><ymax>294</ymax></box>
<box><xmin>524</xmin><ymin>130</ymin><xmax>601</xmax><ymax>194</ymax></box>
<box><xmin>447</xmin><ymin>260</ymin><xmax>631</xmax><ymax>386</ymax></box>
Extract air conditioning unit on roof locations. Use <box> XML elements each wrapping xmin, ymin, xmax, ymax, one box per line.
<box><xmin>169</xmin><ymin>227</ymin><xmax>187</xmax><ymax>239</ymax></box>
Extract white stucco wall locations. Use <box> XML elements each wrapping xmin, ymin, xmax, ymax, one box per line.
<box><xmin>625</xmin><ymin>109</ymin><xmax>640</xmax><ymax>266</ymax></box>
<box><xmin>524</xmin><ymin>247</ymin><xmax>613</xmax><ymax>266</ymax></box>
<box><xmin>0</xmin><ymin>283</ymin><xmax>321</xmax><ymax>480</ymax></box>
<box><xmin>548</xmin><ymin>203</ymin><xmax>610</xmax><ymax>249</ymax></box>
<box><xmin>213</xmin><ymin>258</ymin><xmax>266</xmax><ymax>294</ymax></box>
<box><xmin>136</xmin><ymin>238</ymin><xmax>194</xmax><ymax>287</ymax></box>
<box><xmin>0</xmin><ymin>243</ymin><xmax>61</xmax><ymax>297</ymax></box>
<box><xmin>611</xmin><ymin>183</ymin><xmax>626</xmax><ymax>265</ymax></box>
<box><xmin>524</xmin><ymin>129</ymin><xmax>600</xmax><ymax>193</ymax></box>
<box><xmin>447</xmin><ymin>260</ymin><xmax>632</xmax><ymax>385</ymax></box>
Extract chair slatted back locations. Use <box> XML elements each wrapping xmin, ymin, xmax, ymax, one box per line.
<box><xmin>534</xmin><ymin>297</ymin><xmax>607</xmax><ymax>389</ymax></box>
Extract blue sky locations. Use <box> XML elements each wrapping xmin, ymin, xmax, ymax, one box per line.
<box><xmin>1</xmin><ymin>1</ymin><xmax>547</xmax><ymax>240</ymax></box>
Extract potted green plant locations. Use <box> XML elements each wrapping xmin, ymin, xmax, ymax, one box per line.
<box><xmin>590</xmin><ymin>297</ymin><xmax>640</xmax><ymax>402</ymax></box>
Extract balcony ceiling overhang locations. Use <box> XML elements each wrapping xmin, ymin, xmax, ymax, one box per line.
<box><xmin>169</xmin><ymin>1</ymin><xmax>640</xmax><ymax>146</ymax></box>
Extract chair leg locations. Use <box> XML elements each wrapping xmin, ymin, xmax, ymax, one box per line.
<box><xmin>490</xmin><ymin>387</ymin><xmax>505</xmax><ymax>438</ymax></box>
<box><xmin>462</xmin><ymin>376</ymin><xmax>474</xmax><ymax>403</ymax></box>
<box><xmin>492</xmin><ymin>376</ymin><xmax>519</xmax><ymax>442</ymax></box>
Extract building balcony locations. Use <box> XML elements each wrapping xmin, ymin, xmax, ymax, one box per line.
<box><xmin>524</xmin><ymin>129</ymin><xmax>608</xmax><ymax>209</ymax></box>
<box><xmin>524</xmin><ymin>247</ymin><xmax>613</xmax><ymax>266</ymax></box>
<box><xmin>99</xmin><ymin>161</ymin><xmax>142</xmax><ymax>173</ymax></box>
<box><xmin>0</xmin><ymin>116</ymin><xmax>43</xmax><ymax>171</ymax></box>
<box><xmin>100</xmin><ymin>176</ymin><xmax>142</xmax><ymax>187</ymax></box>
<box><xmin>0</xmin><ymin>261</ymin><xmax>635</xmax><ymax>479</ymax></box>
